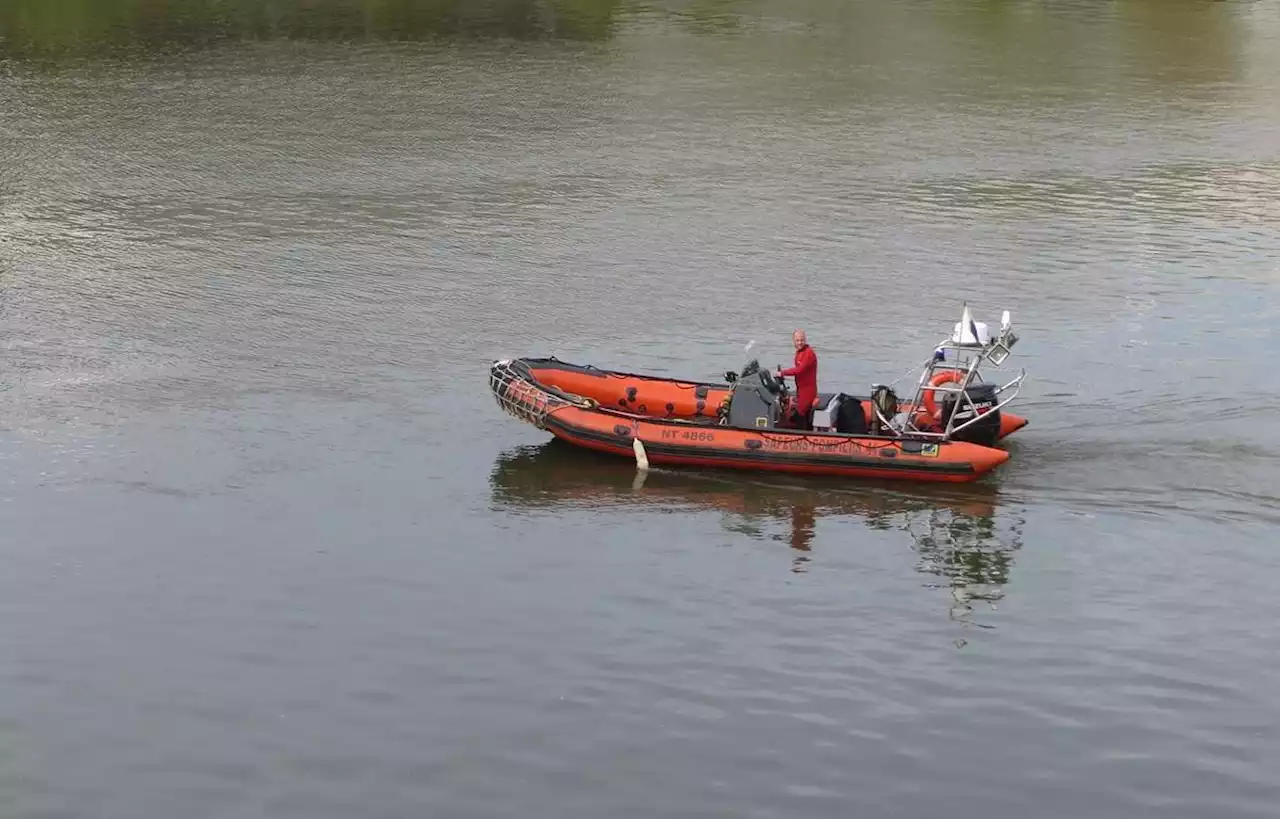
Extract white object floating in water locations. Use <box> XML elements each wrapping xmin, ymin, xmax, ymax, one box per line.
<box><xmin>633</xmin><ymin>437</ymin><xmax>650</xmax><ymax>471</ymax></box>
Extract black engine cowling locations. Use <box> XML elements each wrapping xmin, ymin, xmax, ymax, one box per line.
<box><xmin>940</xmin><ymin>383</ymin><xmax>1001</xmax><ymax>447</ymax></box>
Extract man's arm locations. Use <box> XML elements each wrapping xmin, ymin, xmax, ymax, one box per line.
<box><xmin>780</xmin><ymin>349</ymin><xmax>815</xmax><ymax>378</ymax></box>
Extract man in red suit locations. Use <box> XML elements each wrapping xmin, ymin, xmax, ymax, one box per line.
<box><xmin>778</xmin><ymin>329</ymin><xmax>818</xmax><ymax>429</ymax></box>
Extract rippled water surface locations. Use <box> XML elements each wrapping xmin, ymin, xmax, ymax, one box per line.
<box><xmin>3</xmin><ymin>2</ymin><xmax>1280</xmax><ymax>817</ymax></box>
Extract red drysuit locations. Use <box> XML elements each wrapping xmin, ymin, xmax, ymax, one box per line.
<box><xmin>780</xmin><ymin>344</ymin><xmax>818</xmax><ymax>416</ymax></box>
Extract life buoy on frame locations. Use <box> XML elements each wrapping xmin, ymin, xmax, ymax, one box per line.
<box><xmin>922</xmin><ymin>370</ymin><xmax>966</xmax><ymax>419</ymax></box>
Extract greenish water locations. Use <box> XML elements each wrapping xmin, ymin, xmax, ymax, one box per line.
<box><xmin>1</xmin><ymin>0</ymin><xmax>624</xmax><ymax>53</ymax></box>
<box><xmin>1</xmin><ymin>0</ymin><xmax>1259</xmax><ymax>59</ymax></box>
<box><xmin>3</xmin><ymin>2</ymin><xmax>1279</xmax><ymax>818</ymax></box>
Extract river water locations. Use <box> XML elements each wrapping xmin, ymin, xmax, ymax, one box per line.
<box><xmin>3</xmin><ymin>2</ymin><xmax>1280</xmax><ymax>817</ymax></box>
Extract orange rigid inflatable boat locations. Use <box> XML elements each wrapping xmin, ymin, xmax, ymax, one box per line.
<box><xmin>490</xmin><ymin>305</ymin><xmax>1028</xmax><ymax>484</ymax></box>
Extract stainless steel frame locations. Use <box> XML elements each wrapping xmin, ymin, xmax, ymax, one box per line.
<box><xmin>870</xmin><ymin>306</ymin><xmax>1026</xmax><ymax>442</ymax></box>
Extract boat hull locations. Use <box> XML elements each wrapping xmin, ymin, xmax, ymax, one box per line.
<box><xmin>491</xmin><ymin>359</ymin><xmax>1014</xmax><ymax>484</ymax></box>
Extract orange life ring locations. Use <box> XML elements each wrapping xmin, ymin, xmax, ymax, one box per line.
<box><xmin>922</xmin><ymin>370</ymin><xmax>965</xmax><ymax>418</ymax></box>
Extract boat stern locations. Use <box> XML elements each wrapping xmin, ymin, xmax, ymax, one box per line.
<box><xmin>968</xmin><ymin>443</ymin><xmax>1011</xmax><ymax>477</ymax></box>
<box><xmin>998</xmin><ymin>412</ymin><xmax>1028</xmax><ymax>439</ymax></box>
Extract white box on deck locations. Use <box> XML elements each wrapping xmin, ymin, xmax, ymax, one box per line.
<box><xmin>812</xmin><ymin>408</ymin><xmax>831</xmax><ymax>431</ymax></box>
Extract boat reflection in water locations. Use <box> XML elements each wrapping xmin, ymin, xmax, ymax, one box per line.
<box><xmin>489</xmin><ymin>440</ymin><xmax>1025</xmax><ymax>625</ymax></box>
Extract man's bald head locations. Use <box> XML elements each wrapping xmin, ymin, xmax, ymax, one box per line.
<box><xmin>793</xmin><ymin>329</ymin><xmax>807</xmax><ymax>350</ymax></box>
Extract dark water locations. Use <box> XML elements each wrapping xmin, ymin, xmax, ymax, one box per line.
<box><xmin>0</xmin><ymin>0</ymin><xmax>625</xmax><ymax>54</ymax></box>
<box><xmin>4</xmin><ymin>2</ymin><xmax>1280</xmax><ymax>817</ymax></box>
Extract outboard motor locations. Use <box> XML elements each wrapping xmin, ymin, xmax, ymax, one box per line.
<box><xmin>940</xmin><ymin>382</ymin><xmax>1001</xmax><ymax>447</ymax></box>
